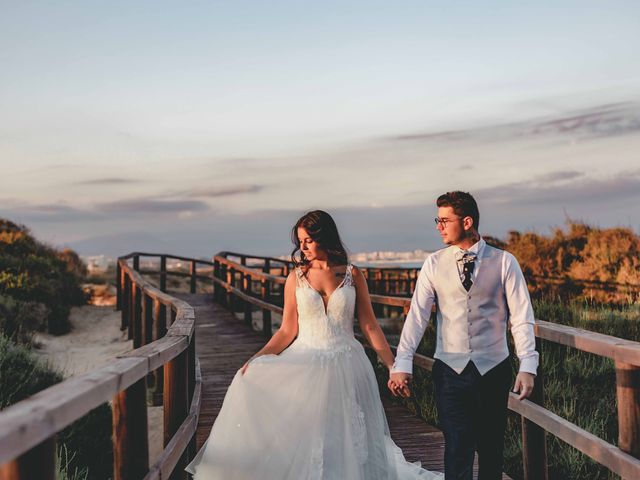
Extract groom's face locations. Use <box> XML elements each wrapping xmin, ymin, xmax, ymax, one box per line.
<box><xmin>436</xmin><ymin>206</ymin><xmax>465</xmax><ymax>246</ymax></box>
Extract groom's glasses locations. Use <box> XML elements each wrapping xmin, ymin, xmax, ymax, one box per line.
<box><xmin>434</xmin><ymin>216</ymin><xmax>461</xmax><ymax>228</ymax></box>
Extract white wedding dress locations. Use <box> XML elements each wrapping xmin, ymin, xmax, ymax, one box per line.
<box><xmin>186</xmin><ymin>265</ymin><xmax>443</xmax><ymax>479</ymax></box>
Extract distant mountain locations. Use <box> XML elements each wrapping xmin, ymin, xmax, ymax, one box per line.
<box><xmin>64</xmin><ymin>232</ymin><xmax>176</xmax><ymax>257</ymax></box>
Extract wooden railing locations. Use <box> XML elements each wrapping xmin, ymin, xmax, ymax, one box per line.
<box><xmin>0</xmin><ymin>252</ymin><xmax>210</xmax><ymax>480</ymax></box>
<box><xmin>360</xmin><ymin>266</ymin><xmax>639</xmax><ymax>301</ymax></box>
<box><xmin>2</xmin><ymin>250</ymin><xmax>637</xmax><ymax>479</ymax></box>
<box><xmin>212</xmin><ymin>253</ymin><xmax>640</xmax><ymax>480</ymax></box>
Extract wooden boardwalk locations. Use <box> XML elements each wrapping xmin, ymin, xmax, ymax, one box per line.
<box><xmin>180</xmin><ymin>293</ymin><xmax>510</xmax><ymax>479</ymax></box>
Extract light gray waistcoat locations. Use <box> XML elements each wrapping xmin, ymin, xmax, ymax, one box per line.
<box><xmin>432</xmin><ymin>244</ymin><xmax>510</xmax><ymax>375</ymax></box>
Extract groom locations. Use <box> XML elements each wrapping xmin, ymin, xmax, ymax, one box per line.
<box><xmin>389</xmin><ymin>191</ymin><xmax>538</xmax><ymax>480</ymax></box>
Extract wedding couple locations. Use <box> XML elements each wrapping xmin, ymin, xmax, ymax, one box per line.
<box><xmin>186</xmin><ymin>191</ymin><xmax>538</xmax><ymax>480</ymax></box>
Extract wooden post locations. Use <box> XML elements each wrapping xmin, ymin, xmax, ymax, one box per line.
<box><xmin>226</xmin><ymin>266</ymin><xmax>233</xmax><ymax>311</ymax></box>
<box><xmin>190</xmin><ymin>260</ymin><xmax>197</xmax><ymax>294</ymax></box>
<box><xmin>164</xmin><ymin>348</ymin><xmax>189</xmax><ymax>480</ymax></box>
<box><xmin>213</xmin><ymin>258</ymin><xmax>221</xmax><ymax>302</ymax></box>
<box><xmin>121</xmin><ymin>272</ymin><xmax>130</xmax><ymax>334</ymax></box>
<box><xmin>261</xmin><ymin>277</ymin><xmax>272</xmax><ymax>338</ymax></box>
<box><xmin>127</xmin><ymin>275</ymin><xmax>134</xmax><ymax>340</ymax></box>
<box><xmin>0</xmin><ymin>437</ymin><xmax>56</xmax><ymax>480</ymax></box>
<box><xmin>263</xmin><ymin>258</ymin><xmax>271</xmax><ymax>275</ymax></box>
<box><xmin>116</xmin><ymin>260</ymin><xmax>122</xmax><ymax>311</ymax></box>
<box><xmin>132</xmin><ymin>283</ymin><xmax>142</xmax><ymax>349</ymax></box>
<box><xmin>616</xmin><ymin>360</ymin><xmax>640</xmax><ymax>465</ymax></box>
<box><xmin>112</xmin><ymin>378</ymin><xmax>149</xmax><ymax>480</ymax></box>
<box><xmin>160</xmin><ymin>255</ymin><xmax>167</xmax><ymax>293</ymax></box>
<box><xmin>133</xmin><ymin>254</ymin><xmax>140</xmax><ymax>272</ymax></box>
<box><xmin>220</xmin><ymin>263</ymin><xmax>229</xmax><ymax>308</ymax></box>
<box><xmin>243</xmin><ymin>273</ymin><xmax>252</xmax><ymax>327</ymax></box>
<box><xmin>522</xmin><ymin>342</ymin><xmax>548</xmax><ymax>480</ymax></box>
<box><xmin>151</xmin><ymin>299</ymin><xmax>167</xmax><ymax>405</ymax></box>
<box><xmin>188</xmin><ymin>334</ymin><xmax>197</xmax><ymax>459</ymax></box>
<box><xmin>142</xmin><ymin>293</ymin><xmax>153</xmax><ymax>346</ymax></box>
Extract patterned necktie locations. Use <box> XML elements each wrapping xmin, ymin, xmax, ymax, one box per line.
<box><xmin>460</xmin><ymin>252</ymin><xmax>476</xmax><ymax>291</ymax></box>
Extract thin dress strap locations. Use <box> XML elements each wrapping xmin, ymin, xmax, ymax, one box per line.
<box><xmin>294</xmin><ymin>266</ymin><xmax>311</xmax><ymax>288</ymax></box>
<box><xmin>343</xmin><ymin>264</ymin><xmax>354</xmax><ymax>287</ymax></box>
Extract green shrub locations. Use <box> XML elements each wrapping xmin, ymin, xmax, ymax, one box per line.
<box><xmin>0</xmin><ymin>333</ymin><xmax>63</xmax><ymax>407</ymax></box>
<box><xmin>0</xmin><ymin>335</ymin><xmax>113</xmax><ymax>479</ymax></box>
<box><xmin>0</xmin><ymin>219</ymin><xmax>87</xmax><ymax>334</ymax></box>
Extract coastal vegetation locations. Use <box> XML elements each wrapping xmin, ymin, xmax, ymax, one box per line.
<box><xmin>484</xmin><ymin>220</ymin><xmax>639</xmax><ymax>303</ymax></box>
<box><xmin>0</xmin><ymin>219</ymin><xmax>112</xmax><ymax>480</ymax></box>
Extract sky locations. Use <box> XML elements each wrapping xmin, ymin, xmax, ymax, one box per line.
<box><xmin>1</xmin><ymin>1</ymin><xmax>639</xmax><ymax>258</ymax></box>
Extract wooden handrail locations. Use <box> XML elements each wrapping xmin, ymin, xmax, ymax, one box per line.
<box><xmin>213</xmin><ymin>254</ymin><xmax>640</xmax><ymax>480</ymax></box>
<box><xmin>0</xmin><ymin>252</ymin><xmax>207</xmax><ymax>480</ymax></box>
<box><xmin>2</xmin><ymin>250</ymin><xmax>637</xmax><ymax>479</ymax></box>
<box><xmin>217</xmin><ymin>251</ymin><xmax>291</xmax><ymax>266</ymax></box>
<box><xmin>360</xmin><ymin>266</ymin><xmax>640</xmax><ymax>297</ymax></box>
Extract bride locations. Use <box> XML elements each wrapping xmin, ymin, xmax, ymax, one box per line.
<box><xmin>186</xmin><ymin>210</ymin><xmax>443</xmax><ymax>479</ymax></box>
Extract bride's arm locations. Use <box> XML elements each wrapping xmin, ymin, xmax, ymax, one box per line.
<box><xmin>353</xmin><ymin>267</ymin><xmax>395</xmax><ymax>371</ymax></box>
<box><xmin>241</xmin><ymin>272</ymin><xmax>299</xmax><ymax>374</ymax></box>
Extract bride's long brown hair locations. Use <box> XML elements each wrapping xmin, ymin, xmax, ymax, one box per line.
<box><xmin>291</xmin><ymin>210</ymin><xmax>349</xmax><ymax>267</ymax></box>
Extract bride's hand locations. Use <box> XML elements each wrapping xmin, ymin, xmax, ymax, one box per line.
<box><xmin>240</xmin><ymin>355</ymin><xmax>259</xmax><ymax>375</ymax></box>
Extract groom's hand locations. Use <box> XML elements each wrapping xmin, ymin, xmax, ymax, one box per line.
<box><xmin>513</xmin><ymin>372</ymin><xmax>535</xmax><ymax>400</ymax></box>
<box><xmin>388</xmin><ymin>372</ymin><xmax>412</xmax><ymax>398</ymax></box>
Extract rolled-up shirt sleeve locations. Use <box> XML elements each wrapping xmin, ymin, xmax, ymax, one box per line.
<box><xmin>503</xmin><ymin>252</ymin><xmax>539</xmax><ymax>375</ymax></box>
<box><xmin>391</xmin><ymin>258</ymin><xmax>436</xmax><ymax>374</ymax></box>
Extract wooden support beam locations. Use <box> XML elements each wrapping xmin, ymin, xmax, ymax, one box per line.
<box><xmin>189</xmin><ymin>261</ymin><xmax>196</xmax><ymax>294</ymax></box>
<box><xmin>616</xmin><ymin>360</ymin><xmax>640</xmax><ymax>477</ymax></box>
<box><xmin>164</xmin><ymin>349</ymin><xmax>189</xmax><ymax>480</ymax></box>
<box><xmin>522</xmin><ymin>341</ymin><xmax>548</xmax><ymax>480</ymax></box>
<box><xmin>112</xmin><ymin>378</ymin><xmax>149</xmax><ymax>480</ymax></box>
<box><xmin>0</xmin><ymin>437</ymin><xmax>55</xmax><ymax>480</ymax></box>
<box><xmin>160</xmin><ymin>255</ymin><xmax>167</xmax><ymax>293</ymax></box>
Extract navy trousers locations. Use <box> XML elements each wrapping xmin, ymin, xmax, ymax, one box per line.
<box><xmin>432</xmin><ymin>358</ymin><xmax>512</xmax><ymax>480</ymax></box>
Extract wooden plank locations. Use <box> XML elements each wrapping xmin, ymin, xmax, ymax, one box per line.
<box><xmin>119</xmin><ymin>335</ymin><xmax>189</xmax><ymax>374</ymax></box>
<box><xmin>535</xmin><ymin>320</ymin><xmax>640</xmax><ymax>365</ymax></box>
<box><xmin>508</xmin><ymin>394</ymin><xmax>640</xmax><ymax>479</ymax></box>
<box><xmin>213</xmin><ymin>256</ymin><xmax>286</xmax><ymax>284</ymax></box>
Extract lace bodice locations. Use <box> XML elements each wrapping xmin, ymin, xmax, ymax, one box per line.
<box><xmin>294</xmin><ymin>264</ymin><xmax>356</xmax><ymax>348</ymax></box>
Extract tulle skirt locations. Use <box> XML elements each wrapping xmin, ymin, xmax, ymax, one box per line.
<box><xmin>186</xmin><ymin>338</ymin><xmax>443</xmax><ymax>479</ymax></box>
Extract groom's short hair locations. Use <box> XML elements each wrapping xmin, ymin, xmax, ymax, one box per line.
<box><xmin>437</xmin><ymin>191</ymin><xmax>480</xmax><ymax>230</ymax></box>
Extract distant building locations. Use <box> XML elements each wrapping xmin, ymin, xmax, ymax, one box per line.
<box><xmin>82</xmin><ymin>255</ymin><xmax>115</xmax><ymax>274</ymax></box>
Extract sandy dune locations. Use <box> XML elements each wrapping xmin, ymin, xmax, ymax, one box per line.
<box><xmin>33</xmin><ymin>303</ymin><xmax>165</xmax><ymax>465</ymax></box>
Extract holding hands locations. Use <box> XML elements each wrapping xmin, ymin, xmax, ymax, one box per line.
<box><xmin>387</xmin><ymin>366</ymin><xmax>535</xmax><ymax>400</ymax></box>
<box><xmin>388</xmin><ymin>371</ymin><xmax>412</xmax><ymax>398</ymax></box>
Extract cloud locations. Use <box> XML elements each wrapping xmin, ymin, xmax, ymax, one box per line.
<box><xmin>0</xmin><ymin>203</ymin><xmax>102</xmax><ymax>222</ymax></box>
<box><xmin>95</xmin><ymin>198</ymin><xmax>211</xmax><ymax>213</ymax></box>
<box><xmin>476</xmin><ymin>169</ymin><xmax>640</xmax><ymax>206</ymax></box>
<box><xmin>177</xmin><ymin>184</ymin><xmax>263</xmax><ymax>198</ymax></box>
<box><xmin>386</xmin><ymin>101</ymin><xmax>640</xmax><ymax>145</ymax></box>
<box><xmin>532</xmin><ymin>170</ymin><xmax>584</xmax><ymax>183</ymax></box>
<box><xmin>73</xmin><ymin>177</ymin><xmax>139</xmax><ymax>186</ymax></box>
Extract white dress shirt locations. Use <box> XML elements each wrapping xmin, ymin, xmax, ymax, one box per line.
<box><xmin>392</xmin><ymin>238</ymin><xmax>539</xmax><ymax>376</ymax></box>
